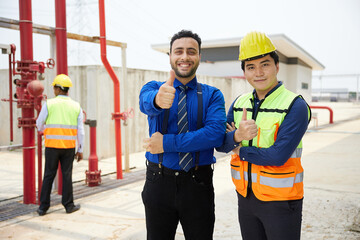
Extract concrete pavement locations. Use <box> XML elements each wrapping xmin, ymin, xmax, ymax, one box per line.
<box><xmin>0</xmin><ymin>102</ymin><xmax>360</xmax><ymax>239</ymax></box>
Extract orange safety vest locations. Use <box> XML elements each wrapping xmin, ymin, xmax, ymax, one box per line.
<box><xmin>231</xmin><ymin>85</ymin><xmax>311</xmax><ymax>201</ymax></box>
<box><xmin>44</xmin><ymin>96</ymin><xmax>81</xmax><ymax>149</ymax></box>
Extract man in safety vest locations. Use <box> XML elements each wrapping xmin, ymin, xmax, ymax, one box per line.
<box><xmin>217</xmin><ymin>32</ymin><xmax>311</xmax><ymax>240</ymax></box>
<box><xmin>36</xmin><ymin>74</ymin><xmax>85</xmax><ymax>216</ymax></box>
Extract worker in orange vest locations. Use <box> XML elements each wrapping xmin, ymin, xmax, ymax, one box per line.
<box><xmin>217</xmin><ymin>32</ymin><xmax>311</xmax><ymax>240</ymax></box>
<box><xmin>36</xmin><ymin>74</ymin><xmax>85</xmax><ymax>216</ymax></box>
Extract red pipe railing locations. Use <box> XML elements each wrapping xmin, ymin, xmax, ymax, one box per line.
<box><xmin>99</xmin><ymin>0</ymin><xmax>123</xmax><ymax>179</ymax></box>
<box><xmin>310</xmin><ymin>106</ymin><xmax>334</xmax><ymax>124</ymax></box>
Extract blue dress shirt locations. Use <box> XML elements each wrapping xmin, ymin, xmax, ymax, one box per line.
<box><xmin>139</xmin><ymin>76</ymin><xmax>226</xmax><ymax>170</ymax></box>
<box><xmin>216</xmin><ymin>82</ymin><xmax>309</xmax><ymax>166</ymax></box>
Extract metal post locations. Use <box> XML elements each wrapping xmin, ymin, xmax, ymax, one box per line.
<box><xmin>99</xmin><ymin>0</ymin><xmax>123</xmax><ymax>179</ymax></box>
<box><xmin>19</xmin><ymin>0</ymin><xmax>36</xmax><ymax>204</ymax></box>
<box><xmin>85</xmin><ymin>119</ymin><xmax>101</xmax><ymax>186</ymax></box>
<box><xmin>55</xmin><ymin>0</ymin><xmax>69</xmax><ymax>195</ymax></box>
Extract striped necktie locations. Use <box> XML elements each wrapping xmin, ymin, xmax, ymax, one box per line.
<box><xmin>178</xmin><ymin>85</ymin><xmax>193</xmax><ymax>172</ymax></box>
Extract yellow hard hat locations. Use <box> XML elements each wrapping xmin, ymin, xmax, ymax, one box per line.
<box><xmin>52</xmin><ymin>74</ymin><xmax>73</xmax><ymax>88</ymax></box>
<box><xmin>239</xmin><ymin>31</ymin><xmax>276</xmax><ymax>61</ymax></box>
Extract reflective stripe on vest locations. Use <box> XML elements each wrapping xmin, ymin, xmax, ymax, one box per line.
<box><xmin>259</xmin><ymin>172</ymin><xmax>304</xmax><ymax>188</ymax></box>
<box><xmin>231</xmin><ymin>168</ymin><xmax>241</xmax><ymax>180</ymax></box>
<box><xmin>231</xmin><ymin>169</ymin><xmax>256</xmax><ymax>183</ymax></box>
<box><xmin>46</xmin><ymin>135</ymin><xmax>77</xmax><ymax>140</ymax></box>
<box><xmin>291</xmin><ymin>148</ymin><xmax>302</xmax><ymax>158</ymax></box>
<box><xmin>231</xmin><ymin>85</ymin><xmax>310</xmax><ymax>201</ymax></box>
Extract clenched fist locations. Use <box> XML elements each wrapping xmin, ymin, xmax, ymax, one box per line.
<box><xmin>155</xmin><ymin>70</ymin><xmax>176</xmax><ymax>109</ymax></box>
<box><xmin>143</xmin><ymin>132</ymin><xmax>164</xmax><ymax>154</ymax></box>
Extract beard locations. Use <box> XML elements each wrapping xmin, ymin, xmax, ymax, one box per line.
<box><xmin>171</xmin><ymin>61</ymin><xmax>199</xmax><ymax>79</ymax></box>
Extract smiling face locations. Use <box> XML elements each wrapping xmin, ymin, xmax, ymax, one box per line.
<box><xmin>169</xmin><ymin>37</ymin><xmax>201</xmax><ymax>85</ymax></box>
<box><xmin>243</xmin><ymin>54</ymin><xmax>279</xmax><ymax>99</ymax></box>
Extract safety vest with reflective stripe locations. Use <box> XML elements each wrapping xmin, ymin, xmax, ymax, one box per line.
<box><xmin>44</xmin><ymin>96</ymin><xmax>81</xmax><ymax>149</ymax></box>
<box><xmin>231</xmin><ymin>85</ymin><xmax>311</xmax><ymax>201</ymax></box>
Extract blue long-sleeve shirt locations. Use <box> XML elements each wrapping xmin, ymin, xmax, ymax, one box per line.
<box><xmin>216</xmin><ymin>82</ymin><xmax>309</xmax><ymax>166</ymax></box>
<box><xmin>139</xmin><ymin>76</ymin><xmax>226</xmax><ymax>170</ymax></box>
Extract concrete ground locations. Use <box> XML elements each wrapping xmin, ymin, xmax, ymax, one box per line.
<box><xmin>0</xmin><ymin>102</ymin><xmax>360</xmax><ymax>239</ymax></box>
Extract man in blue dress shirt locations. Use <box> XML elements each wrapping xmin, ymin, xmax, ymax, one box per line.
<box><xmin>140</xmin><ymin>30</ymin><xmax>226</xmax><ymax>240</ymax></box>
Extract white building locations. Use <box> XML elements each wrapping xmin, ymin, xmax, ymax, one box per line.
<box><xmin>152</xmin><ymin>34</ymin><xmax>325</xmax><ymax>103</ymax></box>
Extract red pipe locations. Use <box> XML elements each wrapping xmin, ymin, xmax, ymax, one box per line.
<box><xmin>99</xmin><ymin>0</ymin><xmax>123</xmax><ymax>179</ymax></box>
<box><xmin>310</xmin><ymin>106</ymin><xmax>334</xmax><ymax>124</ymax></box>
<box><xmin>54</xmin><ymin>0</ymin><xmax>69</xmax><ymax>194</ymax></box>
<box><xmin>9</xmin><ymin>46</ymin><xmax>14</xmax><ymax>142</ymax></box>
<box><xmin>19</xmin><ymin>0</ymin><xmax>36</xmax><ymax>204</ymax></box>
<box><xmin>85</xmin><ymin>120</ymin><xmax>101</xmax><ymax>186</ymax></box>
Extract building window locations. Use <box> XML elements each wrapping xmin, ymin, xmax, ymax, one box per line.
<box><xmin>302</xmin><ymin>83</ymin><xmax>308</xmax><ymax>89</ymax></box>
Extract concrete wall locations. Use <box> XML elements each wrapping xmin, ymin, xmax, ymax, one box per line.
<box><xmin>197</xmin><ymin>61</ymin><xmax>242</xmax><ymax>77</ymax></box>
<box><xmin>0</xmin><ymin>66</ymin><xmax>249</xmax><ymax>160</ymax></box>
<box><xmin>278</xmin><ymin>63</ymin><xmax>312</xmax><ymax>104</ymax></box>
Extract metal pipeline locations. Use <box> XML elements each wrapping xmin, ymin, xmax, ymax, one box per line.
<box><xmin>8</xmin><ymin>45</ymin><xmax>15</xmax><ymax>142</ymax></box>
<box><xmin>54</xmin><ymin>0</ymin><xmax>69</xmax><ymax>194</ymax></box>
<box><xmin>98</xmin><ymin>0</ymin><xmax>123</xmax><ymax>179</ymax></box>
<box><xmin>19</xmin><ymin>0</ymin><xmax>36</xmax><ymax>204</ymax></box>
<box><xmin>85</xmin><ymin>120</ymin><xmax>101</xmax><ymax>186</ymax></box>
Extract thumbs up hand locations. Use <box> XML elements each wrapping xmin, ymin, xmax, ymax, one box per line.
<box><xmin>234</xmin><ymin>108</ymin><xmax>258</xmax><ymax>142</ymax></box>
<box><xmin>155</xmin><ymin>70</ymin><xmax>176</xmax><ymax>109</ymax></box>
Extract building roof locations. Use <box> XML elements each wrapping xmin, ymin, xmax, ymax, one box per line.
<box><xmin>151</xmin><ymin>34</ymin><xmax>325</xmax><ymax>71</ymax></box>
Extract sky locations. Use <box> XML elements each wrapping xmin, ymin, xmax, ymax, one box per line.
<box><xmin>0</xmin><ymin>0</ymin><xmax>359</xmax><ymax>90</ymax></box>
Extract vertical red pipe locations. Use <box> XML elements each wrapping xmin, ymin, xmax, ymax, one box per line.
<box><xmin>88</xmin><ymin>125</ymin><xmax>98</xmax><ymax>173</ymax></box>
<box><xmin>19</xmin><ymin>0</ymin><xmax>36</xmax><ymax>204</ymax></box>
<box><xmin>54</xmin><ymin>0</ymin><xmax>69</xmax><ymax>194</ymax></box>
<box><xmin>85</xmin><ymin>120</ymin><xmax>101</xmax><ymax>186</ymax></box>
<box><xmin>99</xmin><ymin>0</ymin><xmax>123</xmax><ymax>179</ymax></box>
<box><xmin>8</xmin><ymin>51</ymin><xmax>14</xmax><ymax>142</ymax></box>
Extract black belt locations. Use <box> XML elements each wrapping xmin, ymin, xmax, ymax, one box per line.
<box><xmin>146</xmin><ymin>160</ymin><xmax>212</xmax><ymax>177</ymax></box>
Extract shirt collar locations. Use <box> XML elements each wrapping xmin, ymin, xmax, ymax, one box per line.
<box><xmin>252</xmin><ymin>81</ymin><xmax>282</xmax><ymax>100</ymax></box>
<box><xmin>174</xmin><ymin>76</ymin><xmax>197</xmax><ymax>90</ymax></box>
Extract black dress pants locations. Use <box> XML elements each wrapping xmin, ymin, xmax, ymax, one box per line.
<box><xmin>142</xmin><ymin>161</ymin><xmax>215</xmax><ymax>240</ymax></box>
<box><xmin>39</xmin><ymin>147</ymin><xmax>76</xmax><ymax>211</ymax></box>
<box><xmin>237</xmin><ymin>190</ymin><xmax>303</xmax><ymax>240</ymax></box>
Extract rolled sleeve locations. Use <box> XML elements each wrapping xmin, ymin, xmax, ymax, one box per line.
<box><xmin>36</xmin><ymin>103</ymin><xmax>48</xmax><ymax>132</ymax></box>
<box><xmin>77</xmin><ymin>108</ymin><xmax>85</xmax><ymax>153</ymax></box>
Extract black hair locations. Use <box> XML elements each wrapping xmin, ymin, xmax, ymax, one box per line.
<box><xmin>54</xmin><ymin>85</ymin><xmax>69</xmax><ymax>93</ymax></box>
<box><xmin>241</xmin><ymin>51</ymin><xmax>279</xmax><ymax>71</ymax></box>
<box><xmin>170</xmin><ymin>30</ymin><xmax>202</xmax><ymax>54</ymax></box>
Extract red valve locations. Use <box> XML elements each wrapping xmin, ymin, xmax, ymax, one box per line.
<box><xmin>46</xmin><ymin>58</ymin><xmax>55</xmax><ymax>69</ymax></box>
